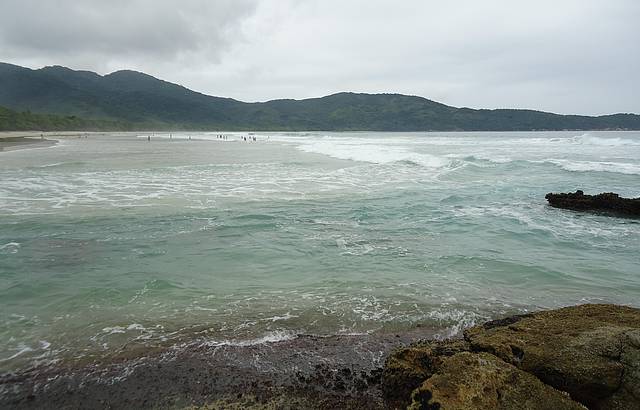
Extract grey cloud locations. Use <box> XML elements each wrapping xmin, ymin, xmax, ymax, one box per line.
<box><xmin>0</xmin><ymin>0</ymin><xmax>257</xmax><ymax>67</ymax></box>
<box><xmin>0</xmin><ymin>0</ymin><xmax>638</xmax><ymax>115</ymax></box>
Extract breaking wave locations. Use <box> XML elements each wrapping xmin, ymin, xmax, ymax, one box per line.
<box><xmin>545</xmin><ymin>159</ymin><xmax>640</xmax><ymax>175</ymax></box>
<box><xmin>296</xmin><ymin>139</ymin><xmax>451</xmax><ymax>168</ymax></box>
<box><xmin>570</xmin><ymin>133</ymin><xmax>640</xmax><ymax>146</ymax></box>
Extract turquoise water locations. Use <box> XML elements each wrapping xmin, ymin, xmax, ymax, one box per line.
<box><xmin>1</xmin><ymin>131</ymin><xmax>639</xmax><ymax>372</ymax></box>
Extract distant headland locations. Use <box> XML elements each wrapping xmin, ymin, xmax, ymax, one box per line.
<box><xmin>1</xmin><ymin>62</ymin><xmax>639</xmax><ymax>132</ymax></box>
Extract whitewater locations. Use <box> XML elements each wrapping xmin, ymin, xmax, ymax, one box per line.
<box><xmin>0</xmin><ymin>130</ymin><xmax>639</xmax><ymax>373</ymax></box>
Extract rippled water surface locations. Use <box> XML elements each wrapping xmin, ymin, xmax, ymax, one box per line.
<box><xmin>1</xmin><ymin>131</ymin><xmax>639</xmax><ymax>372</ymax></box>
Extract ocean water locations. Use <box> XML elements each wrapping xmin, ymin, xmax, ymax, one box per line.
<box><xmin>1</xmin><ymin>131</ymin><xmax>639</xmax><ymax>373</ymax></box>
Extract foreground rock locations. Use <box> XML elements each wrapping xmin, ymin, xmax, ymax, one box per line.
<box><xmin>410</xmin><ymin>352</ymin><xmax>583</xmax><ymax>410</ymax></box>
<box><xmin>545</xmin><ymin>190</ymin><xmax>640</xmax><ymax>218</ymax></box>
<box><xmin>383</xmin><ymin>304</ymin><xmax>640</xmax><ymax>409</ymax></box>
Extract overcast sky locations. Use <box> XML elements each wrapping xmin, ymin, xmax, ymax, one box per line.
<box><xmin>1</xmin><ymin>0</ymin><xmax>638</xmax><ymax>115</ymax></box>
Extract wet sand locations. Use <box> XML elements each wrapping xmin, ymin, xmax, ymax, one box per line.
<box><xmin>0</xmin><ymin>136</ymin><xmax>57</xmax><ymax>152</ymax></box>
<box><xmin>0</xmin><ymin>328</ymin><xmax>440</xmax><ymax>409</ymax></box>
<box><xmin>0</xmin><ymin>131</ymin><xmax>129</xmax><ymax>151</ymax></box>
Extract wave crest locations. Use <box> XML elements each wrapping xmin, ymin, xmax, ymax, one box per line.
<box><xmin>546</xmin><ymin>159</ymin><xmax>640</xmax><ymax>175</ymax></box>
<box><xmin>297</xmin><ymin>140</ymin><xmax>451</xmax><ymax>168</ymax></box>
<box><xmin>571</xmin><ymin>133</ymin><xmax>640</xmax><ymax>146</ymax></box>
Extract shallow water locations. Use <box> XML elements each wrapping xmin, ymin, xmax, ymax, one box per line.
<box><xmin>1</xmin><ymin>131</ymin><xmax>639</xmax><ymax>372</ymax></box>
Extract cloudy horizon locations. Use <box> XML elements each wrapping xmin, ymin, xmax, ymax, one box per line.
<box><xmin>1</xmin><ymin>0</ymin><xmax>638</xmax><ymax>115</ymax></box>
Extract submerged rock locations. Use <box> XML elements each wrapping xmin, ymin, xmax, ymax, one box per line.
<box><xmin>383</xmin><ymin>304</ymin><xmax>640</xmax><ymax>410</ymax></box>
<box><xmin>545</xmin><ymin>190</ymin><xmax>640</xmax><ymax>218</ymax></box>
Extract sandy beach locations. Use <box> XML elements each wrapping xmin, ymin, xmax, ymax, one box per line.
<box><xmin>0</xmin><ymin>131</ymin><xmax>107</xmax><ymax>139</ymax></box>
<box><xmin>0</xmin><ymin>136</ymin><xmax>57</xmax><ymax>152</ymax></box>
<box><xmin>0</xmin><ymin>131</ymin><xmax>136</xmax><ymax>152</ymax></box>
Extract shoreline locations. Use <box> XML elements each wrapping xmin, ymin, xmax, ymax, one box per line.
<box><xmin>0</xmin><ymin>327</ymin><xmax>441</xmax><ymax>409</ymax></box>
<box><xmin>0</xmin><ymin>136</ymin><xmax>57</xmax><ymax>152</ymax></box>
<box><xmin>3</xmin><ymin>304</ymin><xmax>638</xmax><ymax>409</ymax></box>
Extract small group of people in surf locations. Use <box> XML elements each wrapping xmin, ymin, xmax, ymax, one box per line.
<box><xmin>144</xmin><ymin>133</ymin><xmax>264</xmax><ymax>142</ymax></box>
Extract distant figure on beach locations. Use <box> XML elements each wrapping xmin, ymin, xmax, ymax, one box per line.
<box><xmin>147</xmin><ymin>135</ymin><xmax>150</xmax><ymax>142</ymax></box>
<box><xmin>189</xmin><ymin>136</ymin><xmax>191</xmax><ymax>140</ymax></box>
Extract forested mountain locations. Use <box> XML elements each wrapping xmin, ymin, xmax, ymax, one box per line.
<box><xmin>1</xmin><ymin>62</ymin><xmax>638</xmax><ymax>131</ymax></box>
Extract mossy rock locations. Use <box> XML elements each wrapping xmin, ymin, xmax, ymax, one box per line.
<box><xmin>382</xmin><ymin>304</ymin><xmax>640</xmax><ymax>409</ymax></box>
<box><xmin>464</xmin><ymin>304</ymin><xmax>640</xmax><ymax>409</ymax></box>
<box><xmin>408</xmin><ymin>352</ymin><xmax>585</xmax><ymax>410</ymax></box>
<box><xmin>382</xmin><ymin>340</ymin><xmax>469</xmax><ymax>409</ymax></box>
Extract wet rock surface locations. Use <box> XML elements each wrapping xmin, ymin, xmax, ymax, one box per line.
<box><xmin>383</xmin><ymin>304</ymin><xmax>640</xmax><ymax>410</ymax></box>
<box><xmin>0</xmin><ymin>329</ymin><xmax>435</xmax><ymax>409</ymax></box>
<box><xmin>545</xmin><ymin>190</ymin><xmax>640</xmax><ymax>218</ymax></box>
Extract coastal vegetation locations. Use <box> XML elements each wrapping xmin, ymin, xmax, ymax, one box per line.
<box><xmin>1</xmin><ymin>62</ymin><xmax>639</xmax><ymax>132</ymax></box>
<box><xmin>0</xmin><ymin>105</ymin><xmax>131</xmax><ymax>131</ymax></box>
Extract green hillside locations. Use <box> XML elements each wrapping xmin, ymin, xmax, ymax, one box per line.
<box><xmin>0</xmin><ymin>105</ymin><xmax>131</xmax><ymax>131</ymax></box>
<box><xmin>1</xmin><ymin>62</ymin><xmax>638</xmax><ymax>131</ymax></box>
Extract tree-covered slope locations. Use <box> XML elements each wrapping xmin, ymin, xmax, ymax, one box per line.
<box><xmin>1</xmin><ymin>62</ymin><xmax>638</xmax><ymax>131</ymax></box>
<box><xmin>0</xmin><ymin>105</ymin><xmax>131</xmax><ymax>131</ymax></box>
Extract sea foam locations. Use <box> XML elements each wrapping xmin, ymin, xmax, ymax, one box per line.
<box><xmin>297</xmin><ymin>139</ymin><xmax>450</xmax><ymax>168</ymax></box>
<box><xmin>546</xmin><ymin>159</ymin><xmax>640</xmax><ymax>175</ymax></box>
<box><xmin>203</xmin><ymin>330</ymin><xmax>298</xmax><ymax>347</ymax></box>
<box><xmin>571</xmin><ymin>133</ymin><xmax>640</xmax><ymax>146</ymax></box>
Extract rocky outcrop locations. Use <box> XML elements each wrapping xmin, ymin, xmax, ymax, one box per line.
<box><xmin>382</xmin><ymin>340</ymin><xmax>470</xmax><ymax>409</ymax></box>
<box><xmin>383</xmin><ymin>304</ymin><xmax>640</xmax><ymax>409</ymax></box>
<box><xmin>409</xmin><ymin>352</ymin><xmax>583</xmax><ymax>410</ymax></box>
<box><xmin>545</xmin><ymin>190</ymin><xmax>640</xmax><ymax>218</ymax></box>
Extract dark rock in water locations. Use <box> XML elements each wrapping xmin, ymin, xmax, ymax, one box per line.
<box><xmin>545</xmin><ymin>190</ymin><xmax>640</xmax><ymax>218</ymax></box>
<box><xmin>383</xmin><ymin>304</ymin><xmax>640</xmax><ymax>410</ymax></box>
